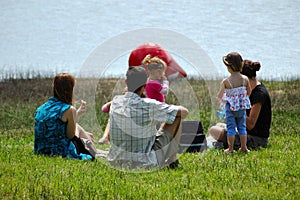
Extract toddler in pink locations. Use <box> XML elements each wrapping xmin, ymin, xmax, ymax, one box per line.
<box><xmin>142</xmin><ymin>54</ymin><xmax>169</xmax><ymax>102</ymax></box>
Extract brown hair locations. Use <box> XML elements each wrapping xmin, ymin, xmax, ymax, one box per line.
<box><xmin>53</xmin><ymin>73</ymin><xmax>75</xmax><ymax>105</ymax></box>
<box><xmin>242</xmin><ymin>60</ymin><xmax>261</xmax><ymax>78</ymax></box>
<box><xmin>223</xmin><ymin>52</ymin><xmax>243</xmax><ymax>72</ymax></box>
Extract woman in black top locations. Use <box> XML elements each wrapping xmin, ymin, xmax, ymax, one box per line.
<box><xmin>210</xmin><ymin>59</ymin><xmax>272</xmax><ymax>149</ymax></box>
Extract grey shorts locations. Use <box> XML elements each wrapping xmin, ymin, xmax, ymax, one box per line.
<box><xmin>247</xmin><ymin>134</ymin><xmax>269</xmax><ymax>149</ymax></box>
<box><xmin>153</xmin><ymin>129</ymin><xmax>178</xmax><ymax>167</ymax></box>
<box><xmin>223</xmin><ymin>131</ymin><xmax>268</xmax><ymax>149</ymax></box>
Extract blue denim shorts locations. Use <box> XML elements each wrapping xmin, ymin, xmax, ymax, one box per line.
<box><xmin>225</xmin><ymin>103</ymin><xmax>247</xmax><ymax>136</ymax></box>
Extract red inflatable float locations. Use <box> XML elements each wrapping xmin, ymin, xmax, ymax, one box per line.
<box><xmin>128</xmin><ymin>42</ymin><xmax>187</xmax><ymax>79</ymax></box>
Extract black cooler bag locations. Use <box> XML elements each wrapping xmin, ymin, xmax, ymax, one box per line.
<box><xmin>179</xmin><ymin>121</ymin><xmax>207</xmax><ymax>153</ymax></box>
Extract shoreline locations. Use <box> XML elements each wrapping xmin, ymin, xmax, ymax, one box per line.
<box><xmin>1</xmin><ymin>72</ymin><xmax>300</xmax><ymax>82</ymax></box>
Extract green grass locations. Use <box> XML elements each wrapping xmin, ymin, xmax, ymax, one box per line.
<box><xmin>0</xmin><ymin>78</ymin><xmax>299</xmax><ymax>199</ymax></box>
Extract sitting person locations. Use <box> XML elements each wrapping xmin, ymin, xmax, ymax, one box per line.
<box><xmin>209</xmin><ymin>59</ymin><xmax>272</xmax><ymax>149</ymax></box>
<box><xmin>107</xmin><ymin>67</ymin><xmax>189</xmax><ymax>169</ymax></box>
<box><xmin>34</xmin><ymin>73</ymin><xmax>96</xmax><ymax>160</ymax></box>
<box><xmin>98</xmin><ymin>55</ymin><xmax>170</xmax><ymax>145</ymax></box>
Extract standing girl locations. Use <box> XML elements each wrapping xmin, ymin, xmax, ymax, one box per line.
<box><xmin>217</xmin><ymin>52</ymin><xmax>251</xmax><ymax>154</ymax></box>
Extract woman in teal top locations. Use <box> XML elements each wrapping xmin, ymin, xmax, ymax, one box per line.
<box><xmin>34</xmin><ymin>73</ymin><xmax>92</xmax><ymax>160</ymax></box>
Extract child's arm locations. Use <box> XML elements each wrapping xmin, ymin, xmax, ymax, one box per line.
<box><xmin>160</xmin><ymin>80</ymin><xmax>169</xmax><ymax>95</ymax></box>
<box><xmin>217</xmin><ymin>80</ymin><xmax>226</xmax><ymax>101</ymax></box>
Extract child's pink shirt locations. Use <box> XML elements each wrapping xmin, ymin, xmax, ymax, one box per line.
<box><xmin>146</xmin><ymin>80</ymin><xmax>164</xmax><ymax>102</ymax></box>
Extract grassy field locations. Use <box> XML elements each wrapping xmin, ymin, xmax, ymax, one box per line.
<box><xmin>0</xmin><ymin>77</ymin><xmax>299</xmax><ymax>199</ymax></box>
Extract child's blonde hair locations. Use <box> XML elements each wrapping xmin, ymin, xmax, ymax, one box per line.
<box><xmin>142</xmin><ymin>54</ymin><xmax>167</xmax><ymax>71</ymax></box>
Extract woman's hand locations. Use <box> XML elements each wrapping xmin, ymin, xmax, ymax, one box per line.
<box><xmin>77</xmin><ymin>100</ymin><xmax>86</xmax><ymax>118</ymax></box>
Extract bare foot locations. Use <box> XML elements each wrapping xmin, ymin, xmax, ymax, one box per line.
<box><xmin>238</xmin><ymin>148</ymin><xmax>250</xmax><ymax>153</ymax></box>
<box><xmin>98</xmin><ymin>137</ymin><xmax>110</xmax><ymax>145</ymax></box>
<box><xmin>224</xmin><ymin>148</ymin><xmax>234</xmax><ymax>154</ymax></box>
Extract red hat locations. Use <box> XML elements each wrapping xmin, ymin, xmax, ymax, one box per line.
<box><xmin>128</xmin><ymin>42</ymin><xmax>187</xmax><ymax>79</ymax></box>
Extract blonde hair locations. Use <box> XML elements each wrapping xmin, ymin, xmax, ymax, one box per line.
<box><xmin>142</xmin><ymin>54</ymin><xmax>167</xmax><ymax>71</ymax></box>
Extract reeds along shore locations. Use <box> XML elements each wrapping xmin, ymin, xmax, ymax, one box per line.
<box><xmin>1</xmin><ymin>77</ymin><xmax>299</xmax><ymax>120</ymax></box>
<box><xmin>1</xmin><ymin>77</ymin><xmax>299</xmax><ymax>109</ymax></box>
<box><xmin>1</xmin><ymin>77</ymin><xmax>299</xmax><ymax>132</ymax></box>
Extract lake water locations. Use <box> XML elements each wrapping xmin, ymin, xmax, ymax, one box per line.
<box><xmin>1</xmin><ymin>0</ymin><xmax>300</xmax><ymax>80</ymax></box>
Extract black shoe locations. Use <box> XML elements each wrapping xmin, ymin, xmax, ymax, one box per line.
<box><xmin>168</xmin><ymin>160</ymin><xmax>180</xmax><ymax>169</ymax></box>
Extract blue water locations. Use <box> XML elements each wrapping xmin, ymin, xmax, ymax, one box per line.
<box><xmin>1</xmin><ymin>0</ymin><xmax>300</xmax><ymax>80</ymax></box>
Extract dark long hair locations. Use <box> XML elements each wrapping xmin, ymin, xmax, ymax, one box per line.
<box><xmin>223</xmin><ymin>52</ymin><xmax>243</xmax><ymax>72</ymax></box>
<box><xmin>53</xmin><ymin>73</ymin><xmax>75</xmax><ymax>105</ymax></box>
